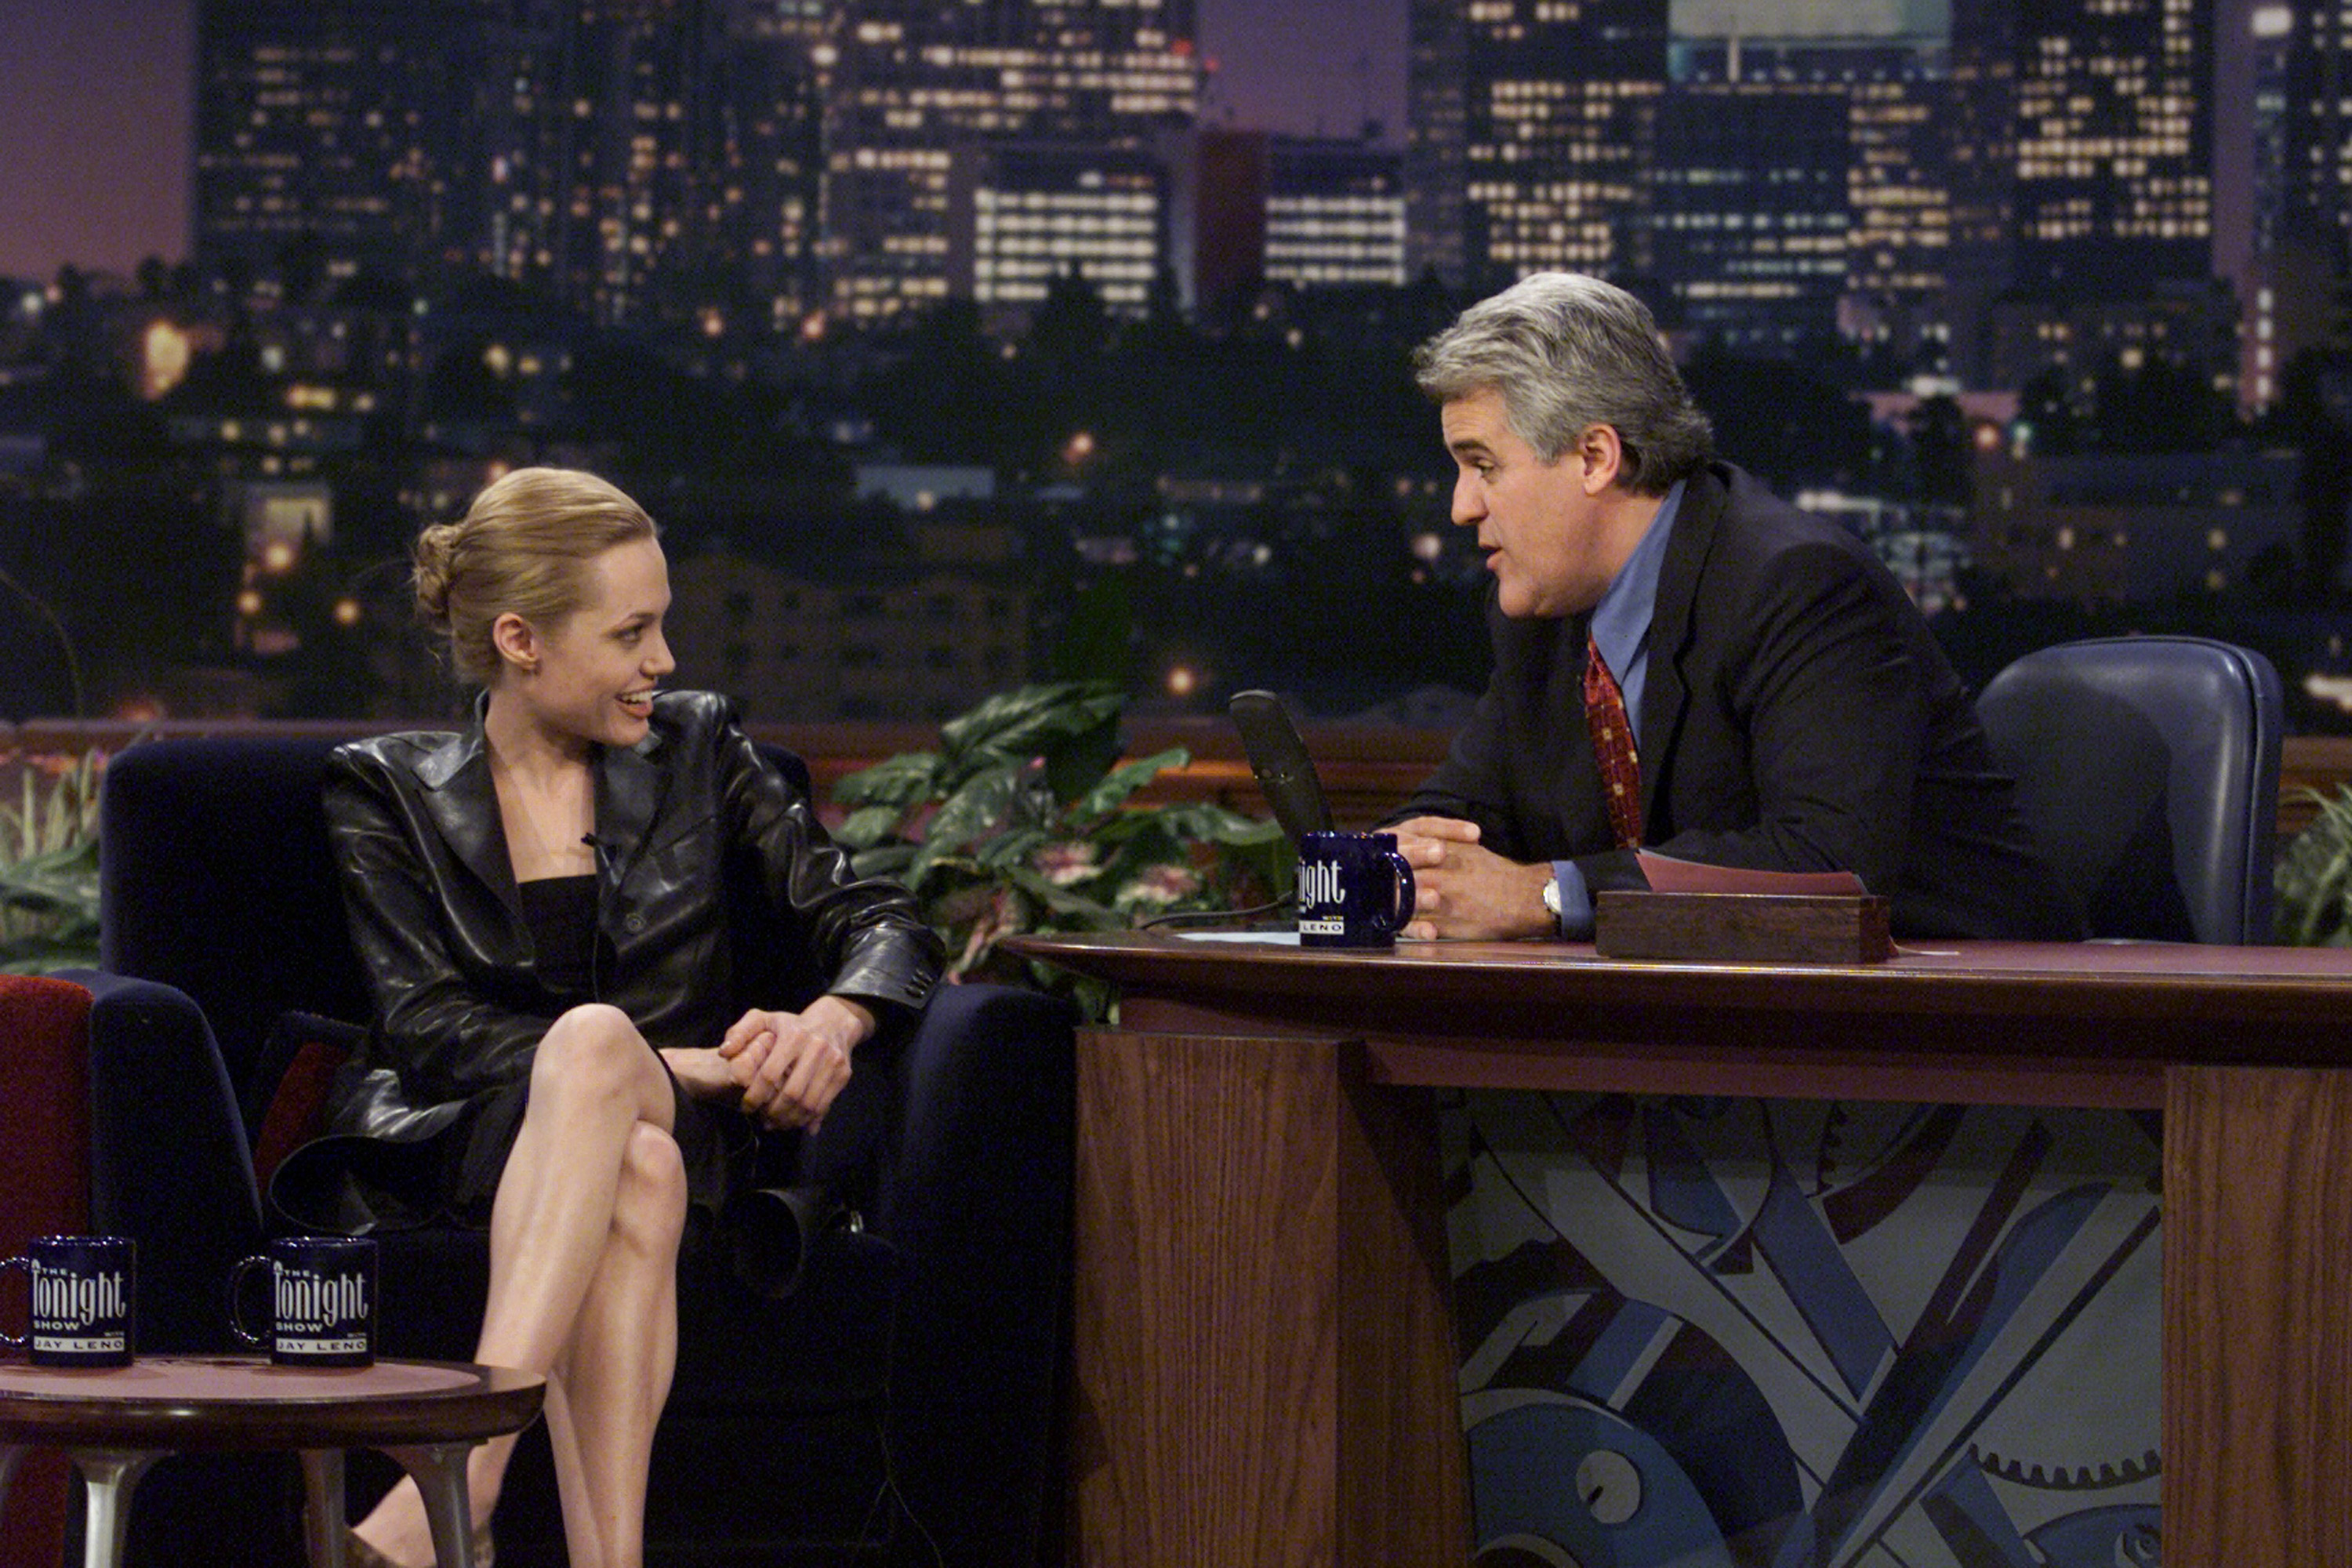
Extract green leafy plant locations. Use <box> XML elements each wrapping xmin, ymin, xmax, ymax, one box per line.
<box><xmin>2274</xmin><ymin>786</ymin><xmax>2352</xmax><ymax>946</ymax></box>
<box><xmin>830</xmin><ymin>681</ymin><xmax>1290</xmax><ymax>1009</ymax></box>
<box><xmin>0</xmin><ymin>748</ymin><xmax>105</xmax><ymax>973</ymax></box>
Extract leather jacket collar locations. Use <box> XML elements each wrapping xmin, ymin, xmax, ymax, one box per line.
<box><xmin>411</xmin><ymin>695</ymin><xmax>677</xmax><ymax>907</ymax></box>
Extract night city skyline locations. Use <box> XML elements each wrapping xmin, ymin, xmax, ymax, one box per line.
<box><xmin>0</xmin><ymin>0</ymin><xmax>1413</xmax><ymax>281</ymax></box>
<box><xmin>0</xmin><ymin>0</ymin><xmax>2347</xmax><ymax>735</ymax></box>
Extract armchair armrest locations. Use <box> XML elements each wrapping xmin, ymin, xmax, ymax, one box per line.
<box><xmin>64</xmin><ymin>970</ymin><xmax>265</xmax><ymax>1353</ymax></box>
<box><xmin>866</xmin><ymin>982</ymin><xmax>1078</xmax><ymax>1566</ymax></box>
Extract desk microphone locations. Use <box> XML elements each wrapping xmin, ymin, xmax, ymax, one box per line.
<box><xmin>1228</xmin><ymin>689</ymin><xmax>1334</xmax><ymax>845</ymax></box>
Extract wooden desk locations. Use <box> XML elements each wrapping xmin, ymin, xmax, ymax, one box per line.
<box><xmin>1009</xmin><ymin>932</ymin><xmax>2352</xmax><ymax>1568</ymax></box>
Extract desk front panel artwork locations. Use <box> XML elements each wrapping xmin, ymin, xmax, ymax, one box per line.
<box><xmin>1013</xmin><ymin>934</ymin><xmax>2352</xmax><ymax>1568</ymax></box>
<box><xmin>1447</xmin><ymin>1091</ymin><xmax>2160</xmax><ymax>1568</ymax></box>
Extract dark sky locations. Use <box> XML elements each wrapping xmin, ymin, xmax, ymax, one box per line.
<box><xmin>0</xmin><ymin>0</ymin><xmax>196</xmax><ymax>280</ymax></box>
<box><xmin>0</xmin><ymin>0</ymin><xmax>1406</xmax><ymax>282</ymax></box>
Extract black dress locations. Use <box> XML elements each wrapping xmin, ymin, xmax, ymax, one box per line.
<box><xmin>274</xmin><ymin>873</ymin><xmax>750</xmax><ymax>1235</ymax></box>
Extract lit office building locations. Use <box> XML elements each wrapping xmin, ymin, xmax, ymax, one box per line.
<box><xmin>522</xmin><ymin>2</ymin><xmax>738</xmax><ymax>326</ymax></box>
<box><xmin>960</xmin><ymin>147</ymin><xmax>1167</xmax><ymax>320</ymax></box>
<box><xmin>822</xmin><ymin>0</ymin><xmax>1198</xmax><ymax>320</ymax></box>
<box><xmin>1652</xmin><ymin>78</ymin><xmax>1851</xmax><ymax>347</ymax></box>
<box><xmin>1406</xmin><ymin>0</ymin><xmax>1668</xmax><ymax>291</ymax></box>
<box><xmin>2276</xmin><ymin>0</ymin><xmax>2352</xmax><ymax>256</ymax></box>
<box><xmin>1982</xmin><ymin>276</ymin><xmax>2238</xmax><ymax>410</ymax></box>
<box><xmin>1969</xmin><ymin>447</ymin><xmax>2297</xmax><ymax>604</ymax></box>
<box><xmin>193</xmin><ymin>0</ymin><xmax>488</xmax><ymax>283</ymax></box>
<box><xmin>726</xmin><ymin>0</ymin><xmax>833</xmax><ymax>328</ymax></box>
<box><xmin>1192</xmin><ymin>132</ymin><xmax>1404</xmax><ymax>310</ymax></box>
<box><xmin>1847</xmin><ymin>74</ymin><xmax>1951</xmax><ymax>300</ymax></box>
<box><xmin>1660</xmin><ymin>10</ymin><xmax>1958</xmax><ymax>351</ymax></box>
<box><xmin>2010</xmin><ymin>0</ymin><xmax>2213</xmax><ymax>291</ymax></box>
<box><xmin>474</xmin><ymin>0</ymin><xmax>821</xmax><ymax>329</ymax></box>
<box><xmin>1936</xmin><ymin>0</ymin><xmax>2019</xmax><ymax>382</ymax></box>
<box><xmin>1264</xmin><ymin>139</ymin><xmax>1408</xmax><ymax>289</ymax></box>
<box><xmin>198</xmin><ymin>0</ymin><xmax>826</xmax><ymax>329</ymax></box>
<box><xmin>1403</xmin><ymin>0</ymin><xmax>1468</xmax><ymax>288</ymax></box>
<box><xmin>2241</xmin><ymin>0</ymin><xmax>2352</xmax><ymax>411</ymax></box>
<box><xmin>1654</xmin><ymin>35</ymin><xmax>1860</xmax><ymax>348</ymax></box>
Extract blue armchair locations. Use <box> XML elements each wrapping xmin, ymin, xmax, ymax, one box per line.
<box><xmin>1975</xmin><ymin>634</ymin><xmax>2285</xmax><ymax>944</ymax></box>
<box><xmin>85</xmin><ymin>732</ymin><xmax>1074</xmax><ymax>1566</ymax></box>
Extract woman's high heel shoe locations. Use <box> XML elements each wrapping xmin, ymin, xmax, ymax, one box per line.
<box><xmin>344</xmin><ymin>1522</ymin><xmax>495</xmax><ymax>1567</ymax></box>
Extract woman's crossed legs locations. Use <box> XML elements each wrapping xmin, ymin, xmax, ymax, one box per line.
<box><xmin>354</xmin><ymin>1004</ymin><xmax>687</xmax><ymax>1568</ymax></box>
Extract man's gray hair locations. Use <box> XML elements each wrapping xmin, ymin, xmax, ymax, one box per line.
<box><xmin>1413</xmin><ymin>272</ymin><xmax>1713</xmax><ymax>495</ymax></box>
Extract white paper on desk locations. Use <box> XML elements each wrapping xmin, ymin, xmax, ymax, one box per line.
<box><xmin>1634</xmin><ymin>851</ymin><xmax>1867</xmax><ymax>896</ymax></box>
<box><xmin>1173</xmin><ymin>929</ymin><xmax>1301</xmax><ymax>945</ymax></box>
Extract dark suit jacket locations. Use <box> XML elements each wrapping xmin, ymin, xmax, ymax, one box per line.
<box><xmin>1399</xmin><ymin>462</ymin><xmax>2082</xmax><ymax>939</ymax></box>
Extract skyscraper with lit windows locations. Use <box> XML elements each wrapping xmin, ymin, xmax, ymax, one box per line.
<box><xmin>2009</xmin><ymin>0</ymin><xmax>2213</xmax><ymax>291</ymax></box>
<box><xmin>2276</xmin><ymin>0</ymin><xmax>2352</xmax><ymax>259</ymax></box>
<box><xmin>1405</xmin><ymin>0</ymin><xmax>1964</xmax><ymax>345</ymax></box>
<box><xmin>1659</xmin><ymin>26</ymin><xmax>1961</xmax><ymax>355</ymax></box>
<box><xmin>466</xmin><ymin>0</ymin><xmax>824</xmax><ymax>330</ymax></box>
<box><xmin>2241</xmin><ymin>0</ymin><xmax>2352</xmax><ymax>411</ymax></box>
<box><xmin>197</xmin><ymin>0</ymin><xmax>826</xmax><ymax>330</ymax></box>
<box><xmin>193</xmin><ymin>0</ymin><xmax>490</xmax><ymax>285</ymax></box>
<box><xmin>1405</xmin><ymin>0</ymin><xmax>1668</xmax><ymax>293</ymax></box>
<box><xmin>820</xmin><ymin>0</ymin><xmax>1199</xmax><ymax>321</ymax></box>
<box><xmin>1652</xmin><ymin>69</ymin><xmax>1851</xmax><ymax>347</ymax></box>
<box><xmin>958</xmin><ymin>145</ymin><xmax>1169</xmax><ymax>320</ymax></box>
<box><xmin>1265</xmin><ymin>138</ymin><xmax>1408</xmax><ymax>289</ymax></box>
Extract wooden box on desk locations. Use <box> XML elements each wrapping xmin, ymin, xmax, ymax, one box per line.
<box><xmin>1595</xmin><ymin>890</ymin><xmax>1893</xmax><ymax>964</ymax></box>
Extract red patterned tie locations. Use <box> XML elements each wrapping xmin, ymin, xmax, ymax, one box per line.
<box><xmin>1584</xmin><ymin>630</ymin><xmax>1643</xmax><ymax>850</ymax></box>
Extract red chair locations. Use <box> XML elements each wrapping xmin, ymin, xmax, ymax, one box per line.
<box><xmin>0</xmin><ymin>972</ymin><xmax>95</xmax><ymax>1568</ymax></box>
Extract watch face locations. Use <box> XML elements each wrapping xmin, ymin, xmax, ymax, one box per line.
<box><xmin>1543</xmin><ymin>878</ymin><xmax>1563</xmax><ymax>916</ymax></box>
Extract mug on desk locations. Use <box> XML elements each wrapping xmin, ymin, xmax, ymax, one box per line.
<box><xmin>1296</xmin><ymin>830</ymin><xmax>1417</xmax><ymax>949</ymax></box>
<box><xmin>0</xmin><ymin>1234</ymin><xmax>136</xmax><ymax>1367</ymax></box>
<box><xmin>230</xmin><ymin>1236</ymin><xmax>377</xmax><ymax>1368</ymax></box>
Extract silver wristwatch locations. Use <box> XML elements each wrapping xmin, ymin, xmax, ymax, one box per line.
<box><xmin>1541</xmin><ymin>875</ymin><xmax>1563</xmax><ymax>936</ymax></box>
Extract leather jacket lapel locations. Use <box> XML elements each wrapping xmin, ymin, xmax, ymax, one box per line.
<box><xmin>414</xmin><ymin>725</ymin><xmax>517</xmax><ymax>909</ymax></box>
<box><xmin>596</xmin><ymin>727</ymin><xmax>671</xmax><ymax>885</ymax></box>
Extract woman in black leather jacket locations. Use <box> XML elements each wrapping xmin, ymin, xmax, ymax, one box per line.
<box><xmin>316</xmin><ymin>467</ymin><xmax>943</xmax><ymax>1568</ymax></box>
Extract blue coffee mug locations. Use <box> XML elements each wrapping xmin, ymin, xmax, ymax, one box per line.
<box><xmin>231</xmin><ymin>1236</ymin><xmax>377</xmax><ymax>1368</ymax></box>
<box><xmin>0</xmin><ymin>1235</ymin><xmax>136</xmax><ymax>1367</ymax></box>
<box><xmin>1297</xmin><ymin>830</ymin><xmax>1417</xmax><ymax>949</ymax></box>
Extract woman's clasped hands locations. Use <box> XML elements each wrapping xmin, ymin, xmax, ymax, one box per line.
<box><xmin>673</xmin><ymin>996</ymin><xmax>877</xmax><ymax>1134</ymax></box>
<box><xmin>665</xmin><ymin>999</ymin><xmax>870</xmax><ymax>1131</ymax></box>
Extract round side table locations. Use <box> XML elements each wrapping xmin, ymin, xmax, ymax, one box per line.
<box><xmin>0</xmin><ymin>1356</ymin><xmax>543</xmax><ymax>1568</ymax></box>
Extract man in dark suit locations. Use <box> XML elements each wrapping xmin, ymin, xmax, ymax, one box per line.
<box><xmin>1392</xmin><ymin>273</ymin><xmax>2078</xmax><ymax>942</ymax></box>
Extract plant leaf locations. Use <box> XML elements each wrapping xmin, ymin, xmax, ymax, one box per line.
<box><xmin>832</xmin><ymin>804</ymin><xmax>905</xmax><ymax>851</ymax></box>
<box><xmin>909</xmin><ymin>768</ymin><xmax>1024</xmax><ymax>884</ymax></box>
<box><xmin>848</xmin><ymin>843</ymin><xmax>920</xmax><ymax>880</ymax></box>
<box><xmin>1073</xmin><ymin>747</ymin><xmax>1190</xmax><ymax>820</ymax></box>
<box><xmin>832</xmin><ymin>751</ymin><xmax>946</xmax><ymax>811</ymax></box>
<box><xmin>999</xmin><ymin>864</ymin><xmax>1129</xmax><ymax>925</ymax></box>
<box><xmin>939</xmin><ymin>681</ymin><xmax>1123</xmax><ymax>761</ymax></box>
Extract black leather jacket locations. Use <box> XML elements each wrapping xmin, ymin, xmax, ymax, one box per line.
<box><xmin>320</xmin><ymin>690</ymin><xmax>943</xmax><ymax>1142</ymax></box>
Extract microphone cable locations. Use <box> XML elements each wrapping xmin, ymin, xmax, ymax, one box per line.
<box><xmin>1134</xmin><ymin>895</ymin><xmax>1294</xmax><ymax>931</ymax></box>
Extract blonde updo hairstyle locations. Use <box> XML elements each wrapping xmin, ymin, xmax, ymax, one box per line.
<box><xmin>413</xmin><ymin>467</ymin><xmax>659</xmax><ymax>685</ymax></box>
